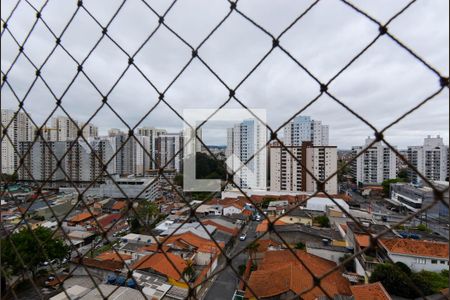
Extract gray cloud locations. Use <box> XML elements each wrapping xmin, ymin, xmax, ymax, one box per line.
<box><xmin>1</xmin><ymin>0</ymin><xmax>448</xmax><ymax>149</ymax></box>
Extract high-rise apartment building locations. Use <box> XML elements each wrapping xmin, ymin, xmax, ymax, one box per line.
<box><xmin>18</xmin><ymin>140</ymin><xmax>66</xmax><ymax>182</ymax></box>
<box><xmin>351</xmin><ymin>137</ymin><xmax>397</xmax><ymax>185</ymax></box>
<box><xmin>18</xmin><ymin>138</ymin><xmax>115</xmax><ymax>183</ymax></box>
<box><xmin>1</xmin><ymin>109</ymin><xmax>34</xmax><ymax>174</ymax></box>
<box><xmin>407</xmin><ymin>135</ymin><xmax>448</xmax><ymax>184</ymax></box>
<box><xmin>270</xmin><ymin>142</ymin><xmax>338</xmax><ymax>194</ymax></box>
<box><xmin>50</xmin><ymin>116</ymin><xmax>79</xmax><ymax>141</ymax></box>
<box><xmin>81</xmin><ymin>123</ymin><xmax>99</xmax><ymax>140</ymax></box>
<box><xmin>137</xmin><ymin>127</ymin><xmax>167</xmax><ymax>169</ymax></box>
<box><xmin>226</xmin><ymin>119</ymin><xmax>267</xmax><ymax>190</ymax></box>
<box><xmin>283</xmin><ymin>116</ymin><xmax>329</xmax><ymax>146</ymax></box>
<box><xmin>156</xmin><ymin>133</ymin><xmax>184</xmax><ymax>172</ymax></box>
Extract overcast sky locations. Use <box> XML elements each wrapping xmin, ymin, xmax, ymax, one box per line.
<box><xmin>1</xmin><ymin>0</ymin><xmax>448</xmax><ymax>149</ymax></box>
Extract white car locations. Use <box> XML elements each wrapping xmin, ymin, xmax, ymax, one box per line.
<box><xmin>239</xmin><ymin>234</ymin><xmax>247</xmax><ymax>241</ymax></box>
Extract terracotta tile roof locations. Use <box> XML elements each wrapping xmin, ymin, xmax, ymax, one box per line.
<box><xmin>255</xmin><ymin>239</ymin><xmax>282</xmax><ymax>252</ymax></box>
<box><xmin>256</xmin><ymin>219</ymin><xmax>287</xmax><ymax>233</ymax></box>
<box><xmin>164</xmin><ymin>232</ymin><xmax>224</xmax><ymax>254</ymax></box>
<box><xmin>380</xmin><ymin>238</ymin><xmax>449</xmax><ymax>259</ymax></box>
<box><xmin>69</xmin><ymin>211</ymin><xmax>97</xmax><ymax>223</ymax></box>
<box><xmin>73</xmin><ymin>257</ymin><xmax>123</xmax><ymax>272</ymax></box>
<box><xmin>245</xmin><ymin>250</ymin><xmax>351</xmax><ymax>300</ymax></box>
<box><xmin>139</xmin><ymin>244</ymin><xmax>170</xmax><ymax>253</ymax></box>
<box><xmin>96</xmin><ymin>251</ymin><xmax>132</xmax><ymax>262</ymax></box>
<box><xmin>355</xmin><ymin>234</ymin><xmax>371</xmax><ymax>248</ymax></box>
<box><xmin>201</xmin><ymin>219</ymin><xmax>238</xmax><ymax>235</ymax></box>
<box><xmin>351</xmin><ymin>282</ymin><xmax>391</xmax><ymax>300</ymax></box>
<box><xmin>96</xmin><ymin>213</ymin><xmax>122</xmax><ymax>230</ymax></box>
<box><xmin>131</xmin><ymin>252</ymin><xmax>186</xmax><ymax>281</ymax></box>
<box><xmin>112</xmin><ymin>200</ymin><xmax>127</xmax><ymax>210</ymax></box>
<box><xmin>242</xmin><ymin>209</ymin><xmax>253</xmax><ymax>217</ymax></box>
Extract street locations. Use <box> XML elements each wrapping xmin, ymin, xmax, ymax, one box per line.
<box><xmin>204</xmin><ymin>221</ymin><xmax>258</xmax><ymax>300</ymax></box>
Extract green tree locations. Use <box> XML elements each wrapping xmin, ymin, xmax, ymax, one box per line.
<box><xmin>338</xmin><ymin>254</ymin><xmax>355</xmax><ymax>272</ymax></box>
<box><xmin>397</xmin><ymin>168</ymin><xmax>409</xmax><ymax>182</ymax></box>
<box><xmin>136</xmin><ymin>201</ymin><xmax>159</xmax><ymax>226</ymax></box>
<box><xmin>370</xmin><ymin>263</ymin><xmax>417</xmax><ymax>297</ymax></box>
<box><xmin>1</xmin><ymin>227</ymin><xmax>69</xmax><ymax>277</ymax></box>
<box><xmin>182</xmin><ymin>259</ymin><xmax>196</xmax><ymax>282</ymax></box>
<box><xmin>411</xmin><ymin>270</ymin><xmax>449</xmax><ymax>295</ymax></box>
<box><xmin>314</xmin><ymin>216</ymin><xmax>330</xmax><ymax>228</ymax></box>
<box><xmin>174</xmin><ymin>173</ymin><xmax>183</xmax><ymax>187</ymax></box>
<box><xmin>0</xmin><ymin>173</ymin><xmax>18</xmax><ymax>183</ymax></box>
<box><xmin>381</xmin><ymin>178</ymin><xmax>404</xmax><ymax>197</ymax></box>
<box><xmin>247</xmin><ymin>241</ymin><xmax>260</xmax><ymax>261</ymax></box>
<box><xmin>294</xmin><ymin>242</ymin><xmax>305</xmax><ymax>250</ymax></box>
<box><xmin>130</xmin><ymin>218</ymin><xmax>141</xmax><ymax>233</ymax></box>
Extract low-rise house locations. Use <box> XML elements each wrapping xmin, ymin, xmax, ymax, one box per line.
<box><xmin>70</xmin><ymin>257</ymin><xmax>123</xmax><ymax>279</ymax></box>
<box><xmin>350</xmin><ymin>282</ymin><xmax>391</xmax><ymax>300</ymax></box>
<box><xmin>245</xmin><ymin>250</ymin><xmax>352</xmax><ymax>299</ymax></box>
<box><xmin>195</xmin><ymin>204</ymin><xmax>223</xmax><ymax>216</ymax></box>
<box><xmin>67</xmin><ymin>230</ymin><xmax>96</xmax><ymax>248</ymax></box>
<box><xmin>279</xmin><ymin>208</ymin><xmax>313</xmax><ymax>225</ymax></box>
<box><xmin>158</xmin><ymin>222</ymin><xmax>216</xmax><ymax>239</ymax></box>
<box><xmin>222</xmin><ymin>203</ymin><xmax>244</xmax><ymax>216</ymax></box>
<box><xmin>163</xmin><ymin>231</ymin><xmax>224</xmax><ymax>266</ymax></box>
<box><xmin>65</xmin><ymin>211</ymin><xmax>99</xmax><ymax>228</ymax></box>
<box><xmin>96</xmin><ymin>251</ymin><xmax>132</xmax><ymax>264</ymax></box>
<box><xmin>263</xmin><ymin>223</ymin><xmax>344</xmax><ymax>246</ymax></box>
<box><xmin>306</xmin><ymin>241</ymin><xmax>351</xmax><ymax>264</ymax></box>
<box><xmin>378</xmin><ymin>238</ymin><xmax>449</xmax><ymax>272</ymax></box>
<box><xmin>306</xmin><ymin>197</ymin><xmax>350</xmax><ymax>213</ymax></box>
<box><xmin>131</xmin><ymin>252</ymin><xmax>188</xmax><ymax>287</ymax></box>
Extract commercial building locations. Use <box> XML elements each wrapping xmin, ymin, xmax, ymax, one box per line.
<box><xmin>407</xmin><ymin>135</ymin><xmax>448</xmax><ymax>184</ymax></box>
<box><xmin>226</xmin><ymin>119</ymin><xmax>267</xmax><ymax>190</ymax></box>
<box><xmin>283</xmin><ymin>115</ymin><xmax>329</xmax><ymax>146</ymax></box>
<box><xmin>390</xmin><ymin>181</ymin><xmax>449</xmax><ymax>219</ymax></box>
<box><xmin>351</xmin><ymin>137</ymin><xmax>397</xmax><ymax>185</ymax></box>
<box><xmin>1</xmin><ymin>109</ymin><xmax>34</xmax><ymax>174</ymax></box>
<box><xmin>270</xmin><ymin>142</ymin><xmax>338</xmax><ymax>194</ymax></box>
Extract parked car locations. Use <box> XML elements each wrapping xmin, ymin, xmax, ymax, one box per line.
<box><xmin>239</xmin><ymin>233</ymin><xmax>247</xmax><ymax>241</ymax></box>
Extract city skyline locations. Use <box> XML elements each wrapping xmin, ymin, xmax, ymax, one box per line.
<box><xmin>2</xmin><ymin>1</ymin><xmax>448</xmax><ymax>149</ymax></box>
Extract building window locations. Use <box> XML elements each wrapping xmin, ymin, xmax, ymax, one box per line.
<box><xmin>431</xmin><ymin>259</ymin><xmax>437</xmax><ymax>264</ymax></box>
<box><xmin>416</xmin><ymin>258</ymin><xmax>426</xmax><ymax>264</ymax></box>
<box><xmin>440</xmin><ymin>260</ymin><xmax>447</xmax><ymax>264</ymax></box>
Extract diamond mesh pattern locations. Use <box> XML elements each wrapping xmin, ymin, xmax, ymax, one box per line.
<box><xmin>1</xmin><ymin>0</ymin><xmax>449</xmax><ymax>299</ymax></box>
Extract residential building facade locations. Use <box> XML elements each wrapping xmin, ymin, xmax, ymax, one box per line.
<box><xmin>407</xmin><ymin>135</ymin><xmax>448</xmax><ymax>184</ymax></box>
<box><xmin>352</xmin><ymin>137</ymin><xmax>397</xmax><ymax>185</ymax></box>
<box><xmin>226</xmin><ymin>119</ymin><xmax>267</xmax><ymax>190</ymax></box>
<box><xmin>283</xmin><ymin>115</ymin><xmax>329</xmax><ymax>146</ymax></box>
<box><xmin>1</xmin><ymin>109</ymin><xmax>34</xmax><ymax>174</ymax></box>
<box><xmin>270</xmin><ymin>142</ymin><xmax>338</xmax><ymax>194</ymax></box>
<box><xmin>156</xmin><ymin>133</ymin><xmax>184</xmax><ymax>172</ymax></box>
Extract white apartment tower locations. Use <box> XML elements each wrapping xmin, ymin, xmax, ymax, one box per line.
<box><xmin>352</xmin><ymin>137</ymin><xmax>397</xmax><ymax>185</ymax></box>
<box><xmin>81</xmin><ymin>123</ymin><xmax>99</xmax><ymax>140</ymax></box>
<box><xmin>156</xmin><ymin>133</ymin><xmax>184</xmax><ymax>172</ymax></box>
<box><xmin>283</xmin><ymin>116</ymin><xmax>329</xmax><ymax>146</ymax></box>
<box><xmin>137</xmin><ymin>127</ymin><xmax>167</xmax><ymax>169</ymax></box>
<box><xmin>1</xmin><ymin>109</ymin><xmax>34</xmax><ymax>174</ymax></box>
<box><xmin>18</xmin><ymin>138</ymin><xmax>115</xmax><ymax>183</ymax></box>
<box><xmin>407</xmin><ymin>135</ymin><xmax>448</xmax><ymax>184</ymax></box>
<box><xmin>51</xmin><ymin>116</ymin><xmax>79</xmax><ymax>141</ymax></box>
<box><xmin>270</xmin><ymin>142</ymin><xmax>338</xmax><ymax>194</ymax></box>
<box><xmin>226</xmin><ymin>119</ymin><xmax>267</xmax><ymax>190</ymax></box>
